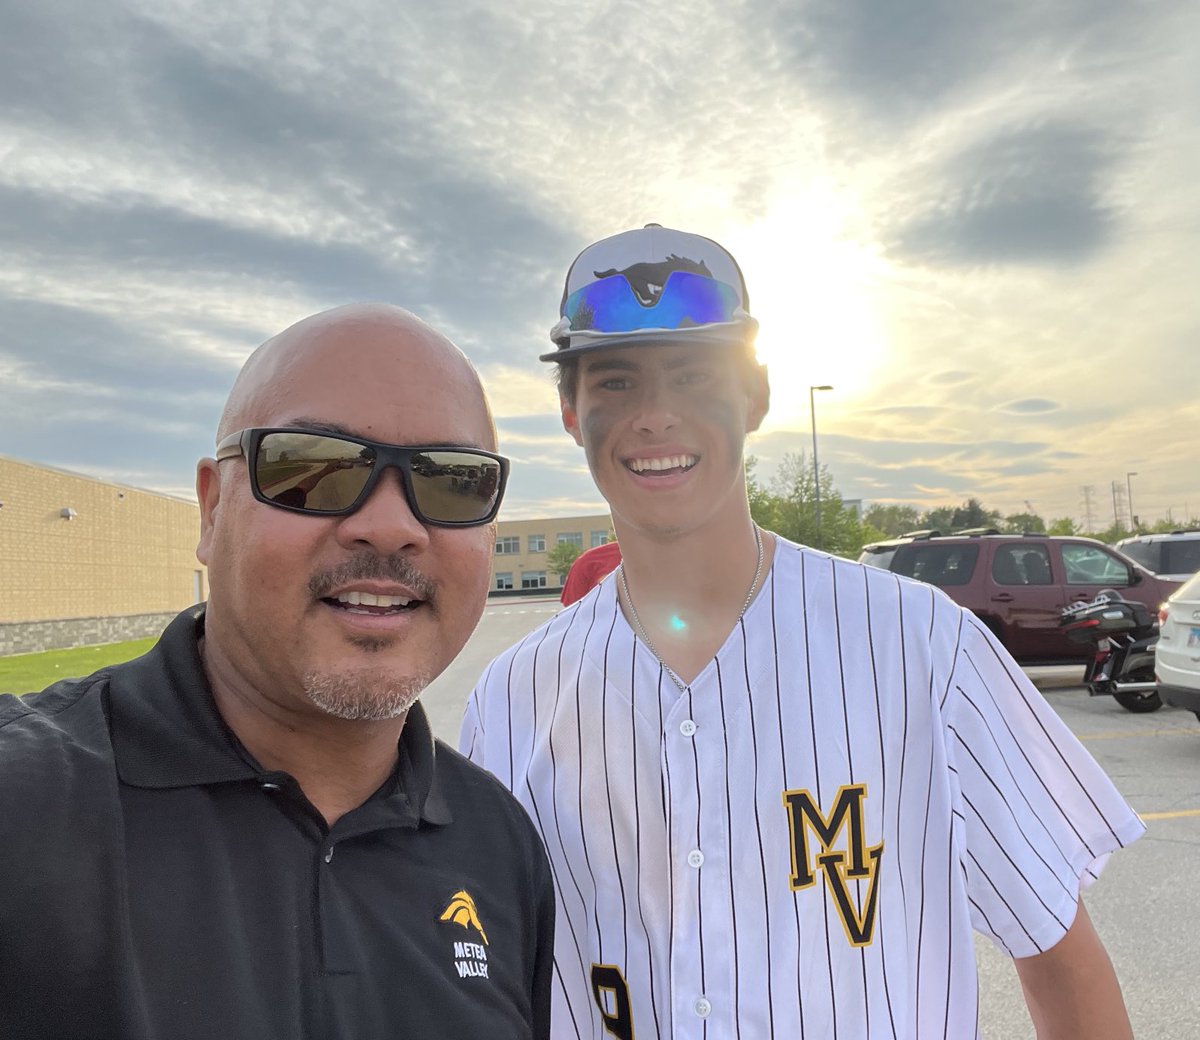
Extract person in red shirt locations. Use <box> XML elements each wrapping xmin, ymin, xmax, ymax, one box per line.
<box><xmin>560</xmin><ymin>540</ymin><xmax>621</xmax><ymax>606</ymax></box>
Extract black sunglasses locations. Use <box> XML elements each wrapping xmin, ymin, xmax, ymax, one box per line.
<box><xmin>215</xmin><ymin>428</ymin><xmax>509</xmax><ymax>527</ymax></box>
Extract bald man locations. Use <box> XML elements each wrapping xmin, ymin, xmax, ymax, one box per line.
<box><xmin>0</xmin><ymin>305</ymin><xmax>554</xmax><ymax>1040</ymax></box>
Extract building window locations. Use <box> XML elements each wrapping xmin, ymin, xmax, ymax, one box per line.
<box><xmin>495</xmin><ymin>572</ymin><xmax>513</xmax><ymax>591</ymax></box>
<box><xmin>590</xmin><ymin>530</ymin><xmax>610</xmax><ymax>548</ymax></box>
<box><xmin>557</xmin><ymin>532</ymin><xmax>583</xmax><ymax>548</ymax></box>
<box><xmin>528</xmin><ymin>534</ymin><xmax>546</xmax><ymax>553</ymax></box>
<box><xmin>521</xmin><ymin>571</ymin><xmax>548</xmax><ymax>589</ymax></box>
<box><xmin>496</xmin><ymin>536</ymin><xmax>520</xmax><ymax>554</ymax></box>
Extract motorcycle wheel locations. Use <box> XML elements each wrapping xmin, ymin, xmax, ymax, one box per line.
<box><xmin>1112</xmin><ymin>690</ymin><xmax>1162</xmax><ymax>712</ymax></box>
<box><xmin>1111</xmin><ymin>663</ymin><xmax>1162</xmax><ymax>713</ymax></box>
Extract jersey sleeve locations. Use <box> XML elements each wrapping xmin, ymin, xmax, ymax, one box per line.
<box><xmin>944</xmin><ymin>616</ymin><xmax>1144</xmax><ymax>958</ymax></box>
<box><xmin>457</xmin><ymin>688</ymin><xmax>484</xmax><ymax>764</ymax></box>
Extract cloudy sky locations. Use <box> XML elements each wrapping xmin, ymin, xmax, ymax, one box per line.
<box><xmin>2</xmin><ymin>0</ymin><xmax>1198</xmax><ymax>529</ymax></box>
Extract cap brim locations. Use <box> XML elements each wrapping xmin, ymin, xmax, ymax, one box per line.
<box><xmin>540</xmin><ymin>321</ymin><xmax>757</xmax><ymax>363</ymax></box>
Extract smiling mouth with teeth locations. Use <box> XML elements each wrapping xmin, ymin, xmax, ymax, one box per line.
<box><xmin>326</xmin><ymin>591</ymin><xmax>418</xmax><ymax>614</ymax></box>
<box><xmin>626</xmin><ymin>454</ymin><xmax>698</xmax><ymax>475</ymax></box>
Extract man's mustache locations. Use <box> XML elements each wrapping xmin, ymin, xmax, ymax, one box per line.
<box><xmin>308</xmin><ymin>553</ymin><xmax>436</xmax><ymax>602</ymax></box>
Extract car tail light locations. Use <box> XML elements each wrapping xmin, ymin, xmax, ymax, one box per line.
<box><xmin>1158</xmin><ymin>603</ymin><xmax>1170</xmax><ymax>626</ymax></box>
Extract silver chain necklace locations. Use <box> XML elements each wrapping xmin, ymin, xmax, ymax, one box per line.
<box><xmin>618</xmin><ymin>525</ymin><xmax>765</xmax><ymax>694</ymax></box>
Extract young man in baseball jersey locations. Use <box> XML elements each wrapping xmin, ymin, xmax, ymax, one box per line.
<box><xmin>460</xmin><ymin>224</ymin><xmax>1141</xmax><ymax>1039</ymax></box>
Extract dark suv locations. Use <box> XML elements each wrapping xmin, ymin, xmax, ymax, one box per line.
<box><xmin>1113</xmin><ymin>530</ymin><xmax>1200</xmax><ymax>582</ymax></box>
<box><xmin>859</xmin><ymin>530</ymin><xmax>1183</xmax><ymax>664</ymax></box>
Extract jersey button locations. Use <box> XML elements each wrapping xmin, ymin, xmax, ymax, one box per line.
<box><xmin>679</xmin><ymin>719</ymin><xmax>697</xmax><ymax>737</ymax></box>
<box><xmin>687</xmin><ymin>849</ymin><xmax>704</xmax><ymax>869</ymax></box>
<box><xmin>694</xmin><ymin>997</ymin><xmax>712</xmax><ymax>1018</ymax></box>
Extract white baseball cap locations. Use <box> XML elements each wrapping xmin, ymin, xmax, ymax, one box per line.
<box><xmin>542</xmin><ymin>223</ymin><xmax>758</xmax><ymax>362</ymax></box>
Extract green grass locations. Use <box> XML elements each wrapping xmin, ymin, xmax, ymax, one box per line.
<box><xmin>0</xmin><ymin>638</ymin><xmax>158</xmax><ymax>696</ymax></box>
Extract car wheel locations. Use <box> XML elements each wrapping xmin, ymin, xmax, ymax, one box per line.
<box><xmin>1112</xmin><ymin>689</ymin><xmax>1163</xmax><ymax>713</ymax></box>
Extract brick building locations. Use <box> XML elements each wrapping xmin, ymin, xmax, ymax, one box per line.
<box><xmin>0</xmin><ymin>456</ymin><xmax>204</xmax><ymax>655</ymax></box>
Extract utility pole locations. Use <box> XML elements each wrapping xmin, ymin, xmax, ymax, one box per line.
<box><xmin>1111</xmin><ymin>482</ymin><xmax>1131</xmax><ymax>535</ymax></box>
<box><xmin>809</xmin><ymin>384</ymin><xmax>833</xmax><ymax>549</ymax></box>
<box><xmin>1081</xmin><ymin>485</ymin><xmax>1096</xmax><ymax>533</ymax></box>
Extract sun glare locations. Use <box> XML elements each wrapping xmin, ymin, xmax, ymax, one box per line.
<box><xmin>727</xmin><ymin>187</ymin><xmax>888</xmax><ymax>429</ymax></box>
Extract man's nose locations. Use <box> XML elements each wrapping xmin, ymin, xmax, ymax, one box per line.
<box><xmin>334</xmin><ymin>468</ymin><xmax>431</xmax><ymax>555</ymax></box>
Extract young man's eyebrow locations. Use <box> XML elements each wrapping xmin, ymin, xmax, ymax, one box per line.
<box><xmin>662</xmin><ymin>353</ymin><xmax>710</xmax><ymax>371</ymax></box>
<box><xmin>581</xmin><ymin>358</ymin><xmax>639</xmax><ymax>374</ymax></box>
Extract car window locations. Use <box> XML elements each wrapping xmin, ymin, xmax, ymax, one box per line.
<box><xmin>892</xmin><ymin>544</ymin><xmax>979</xmax><ymax>586</ymax></box>
<box><xmin>859</xmin><ymin>546</ymin><xmax>898</xmax><ymax>570</ymax></box>
<box><xmin>991</xmin><ymin>546</ymin><xmax>1026</xmax><ymax>585</ymax></box>
<box><xmin>1062</xmin><ymin>544</ymin><xmax>1132</xmax><ymax>585</ymax></box>
<box><xmin>1164</xmin><ymin>540</ymin><xmax>1200</xmax><ymax>576</ymax></box>
<box><xmin>1118</xmin><ymin>540</ymin><xmax>1157</xmax><ymax>569</ymax></box>
<box><xmin>1002</xmin><ymin>544</ymin><xmax>1053</xmax><ymax>585</ymax></box>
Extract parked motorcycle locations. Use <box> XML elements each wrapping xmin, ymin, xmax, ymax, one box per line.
<box><xmin>1059</xmin><ymin>590</ymin><xmax>1161</xmax><ymax>713</ymax></box>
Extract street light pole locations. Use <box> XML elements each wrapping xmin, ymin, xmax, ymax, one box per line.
<box><xmin>1126</xmin><ymin>471</ymin><xmax>1138</xmax><ymax>532</ymax></box>
<box><xmin>809</xmin><ymin>384</ymin><xmax>833</xmax><ymax>549</ymax></box>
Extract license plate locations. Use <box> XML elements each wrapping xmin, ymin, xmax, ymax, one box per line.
<box><xmin>1189</xmin><ymin>627</ymin><xmax>1200</xmax><ymax>648</ymax></box>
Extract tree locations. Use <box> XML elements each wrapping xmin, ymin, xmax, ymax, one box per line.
<box><xmin>546</xmin><ymin>540</ymin><xmax>582</xmax><ymax>580</ymax></box>
<box><xmin>1001</xmin><ymin>512</ymin><xmax>1046</xmax><ymax>534</ymax></box>
<box><xmin>747</xmin><ymin>451</ymin><xmax>872</xmax><ymax>557</ymax></box>
<box><xmin>1047</xmin><ymin>517</ymin><xmax>1080</xmax><ymax>536</ymax></box>
<box><xmin>921</xmin><ymin>498</ymin><xmax>1001</xmax><ymax>534</ymax></box>
<box><xmin>1149</xmin><ymin>515</ymin><xmax>1200</xmax><ymax>532</ymax></box>
<box><xmin>863</xmin><ymin>504</ymin><xmax>922</xmax><ymax>538</ymax></box>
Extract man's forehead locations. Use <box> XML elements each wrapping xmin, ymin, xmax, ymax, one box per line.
<box><xmin>272</xmin><ymin>416</ymin><xmax>492</xmax><ymax>451</ymax></box>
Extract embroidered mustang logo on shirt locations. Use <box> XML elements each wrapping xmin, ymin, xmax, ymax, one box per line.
<box><xmin>782</xmin><ymin>783</ymin><xmax>884</xmax><ymax>947</ymax></box>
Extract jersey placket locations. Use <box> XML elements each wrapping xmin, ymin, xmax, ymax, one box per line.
<box><xmin>662</xmin><ymin>674</ymin><xmax>732</xmax><ymax>1038</ymax></box>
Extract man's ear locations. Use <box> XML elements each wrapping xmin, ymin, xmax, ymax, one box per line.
<box><xmin>561</xmin><ymin>394</ymin><xmax>585</xmax><ymax>447</ymax></box>
<box><xmin>195</xmin><ymin>458</ymin><xmax>221</xmax><ymax>566</ymax></box>
<box><xmin>745</xmin><ymin>363</ymin><xmax>770</xmax><ymax>434</ymax></box>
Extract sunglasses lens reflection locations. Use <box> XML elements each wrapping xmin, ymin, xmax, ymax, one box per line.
<box><xmin>253</xmin><ymin>433</ymin><xmax>502</xmax><ymax>523</ymax></box>
<box><xmin>255</xmin><ymin>432</ymin><xmax>374</xmax><ymax>512</ymax></box>
<box><xmin>409</xmin><ymin>451</ymin><xmax>504</xmax><ymax>523</ymax></box>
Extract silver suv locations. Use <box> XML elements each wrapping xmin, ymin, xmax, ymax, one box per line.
<box><xmin>1113</xmin><ymin>531</ymin><xmax>1200</xmax><ymax>582</ymax></box>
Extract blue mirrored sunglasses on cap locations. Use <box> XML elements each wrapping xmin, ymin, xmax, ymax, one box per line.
<box><xmin>561</xmin><ymin>270</ymin><xmax>742</xmax><ymax>336</ymax></box>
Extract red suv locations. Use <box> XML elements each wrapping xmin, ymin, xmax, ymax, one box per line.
<box><xmin>859</xmin><ymin>530</ymin><xmax>1183</xmax><ymax>664</ymax></box>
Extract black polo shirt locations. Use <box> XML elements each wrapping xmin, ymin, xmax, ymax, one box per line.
<box><xmin>0</xmin><ymin>607</ymin><xmax>553</xmax><ymax>1040</ymax></box>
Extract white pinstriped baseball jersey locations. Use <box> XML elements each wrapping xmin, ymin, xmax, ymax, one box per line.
<box><xmin>460</xmin><ymin>537</ymin><xmax>1143</xmax><ymax>1039</ymax></box>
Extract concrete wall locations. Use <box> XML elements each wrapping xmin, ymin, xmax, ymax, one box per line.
<box><xmin>0</xmin><ymin>456</ymin><xmax>204</xmax><ymax>650</ymax></box>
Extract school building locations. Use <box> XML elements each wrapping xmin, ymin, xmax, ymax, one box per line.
<box><xmin>0</xmin><ymin>455</ymin><xmax>205</xmax><ymax>655</ymax></box>
<box><xmin>491</xmin><ymin>513</ymin><xmax>614</xmax><ymax>593</ymax></box>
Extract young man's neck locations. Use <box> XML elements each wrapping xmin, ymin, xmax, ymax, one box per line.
<box><xmin>613</xmin><ymin>510</ymin><xmax>773</xmax><ymax>684</ymax></box>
